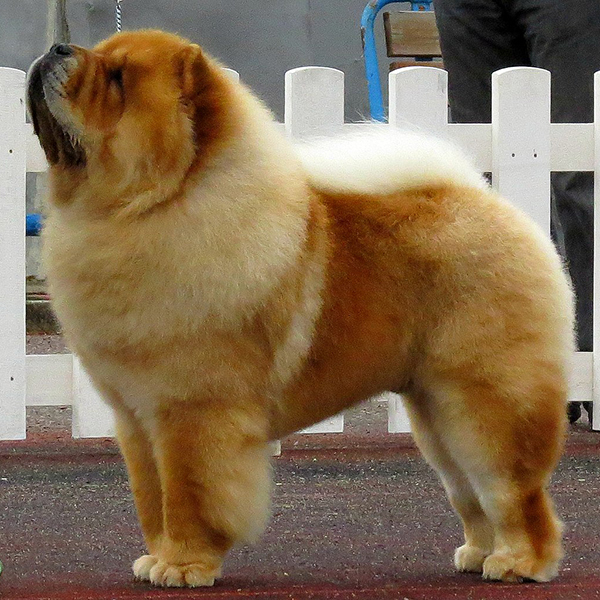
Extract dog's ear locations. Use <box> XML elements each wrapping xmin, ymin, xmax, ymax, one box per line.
<box><xmin>177</xmin><ymin>43</ymin><xmax>211</xmax><ymax>101</ymax></box>
<box><xmin>176</xmin><ymin>43</ymin><xmax>230</xmax><ymax>153</ymax></box>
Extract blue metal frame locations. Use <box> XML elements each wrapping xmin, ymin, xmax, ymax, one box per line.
<box><xmin>361</xmin><ymin>0</ymin><xmax>433</xmax><ymax>121</ymax></box>
<box><xmin>26</xmin><ymin>214</ymin><xmax>42</xmax><ymax>236</ymax></box>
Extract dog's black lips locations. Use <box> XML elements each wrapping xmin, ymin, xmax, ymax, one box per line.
<box><xmin>27</xmin><ymin>59</ymin><xmax>86</xmax><ymax>167</ymax></box>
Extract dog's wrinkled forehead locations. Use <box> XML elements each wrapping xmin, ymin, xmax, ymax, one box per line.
<box><xmin>26</xmin><ymin>30</ymin><xmax>212</xmax><ymax>172</ymax></box>
<box><xmin>94</xmin><ymin>30</ymin><xmax>193</xmax><ymax>67</ymax></box>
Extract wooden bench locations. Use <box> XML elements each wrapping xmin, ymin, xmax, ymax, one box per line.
<box><xmin>383</xmin><ymin>10</ymin><xmax>443</xmax><ymax>71</ymax></box>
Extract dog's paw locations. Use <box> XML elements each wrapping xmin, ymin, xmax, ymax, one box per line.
<box><xmin>454</xmin><ymin>544</ymin><xmax>488</xmax><ymax>573</ymax></box>
<box><xmin>482</xmin><ymin>552</ymin><xmax>557</xmax><ymax>583</ymax></box>
<box><xmin>149</xmin><ymin>559</ymin><xmax>219</xmax><ymax>587</ymax></box>
<box><xmin>133</xmin><ymin>554</ymin><xmax>158</xmax><ymax>581</ymax></box>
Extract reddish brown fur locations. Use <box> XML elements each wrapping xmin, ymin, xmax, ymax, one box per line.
<box><xmin>29</xmin><ymin>30</ymin><xmax>574</xmax><ymax>588</ymax></box>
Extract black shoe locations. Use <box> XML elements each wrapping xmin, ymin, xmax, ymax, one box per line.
<box><xmin>582</xmin><ymin>401</ymin><xmax>593</xmax><ymax>429</ymax></box>
<box><xmin>567</xmin><ymin>402</ymin><xmax>582</xmax><ymax>424</ymax></box>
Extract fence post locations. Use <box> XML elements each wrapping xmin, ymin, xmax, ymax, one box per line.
<box><xmin>386</xmin><ymin>68</ymin><xmax>451</xmax><ymax>434</ymax></box>
<box><xmin>285</xmin><ymin>66</ymin><xmax>344</xmax><ymax>434</ymax></box>
<box><xmin>222</xmin><ymin>68</ymin><xmax>239</xmax><ymax>83</ymax></box>
<box><xmin>384</xmin><ymin>392</ymin><xmax>410</xmax><ymax>434</ymax></box>
<box><xmin>285</xmin><ymin>67</ymin><xmax>344</xmax><ymax>139</ymax></box>
<box><xmin>72</xmin><ymin>358</ymin><xmax>115</xmax><ymax>438</ymax></box>
<box><xmin>492</xmin><ymin>67</ymin><xmax>551</xmax><ymax>233</ymax></box>
<box><xmin>0</xmin><ymin>68</ymin><xmax>26</xmax><ymax>440</ymax></box>
<box><xmin>593</xmin><ymin>71</ymin><xmax>600</xmax><ymax>431</ymax></box>
<box><xmin>389</xmin><ymin>66</ymin><xmax>448</xmax><ymax>138</ymax></box>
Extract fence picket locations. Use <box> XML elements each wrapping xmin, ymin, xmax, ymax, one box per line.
<box><xmin>285</xmin><ymin>66</ymin><xmax>345</xmax><ymax>434</ymax></box>
<box><xmin>222</xmin><ymin>68</ymin><xmax>239</xmax><ymax>83</ymax></box>
<box><xmin>386</xmin><ymin>68</ymin><xmax>450</xmax><ymax>434</ymax></box>
<box><xmin>26</xmin><ymin>123</ymin><xmax>48</xmax><ymax>173</ymax></box>
<box><xmin>389</xmin><ymin>66</ymin><xmax>448</xmax><ymax>138</ymax></box>
<box><xmin>571</xmin><ymin>352</ymin><xmax>593</xmax><ymax>403</ymax></box>
<box><xmin>384</xmin><ymin>393</ymin><xmax>410</xmax><ymax>434</ymax></box>
<box><xmin>285</xmin><ymin>67</ymin><xmax>344</xmax><ymax>139</ymax></box>
<box><xmin>492</xmin><ymin>67</ymin><xmax>551</xmax><ymax>233</ymax></box>
<box><xmin>593</xmin><ymin>71</ymin><xmax>600</xmax><ymax>431</ymax></box>
<box><xmin>0</xmin><ymin>68</ymin><xmax>26</xmax><ymax>440</ymax></box>
<box><xmin>72</xmin><ymin>358</ymin><xmax>115</xmax><ymax>438</ymax></box>
<box><xmin>26</xmin><ymin>354</ymin><xmax>72</xmax><ymax>406</ymax></box>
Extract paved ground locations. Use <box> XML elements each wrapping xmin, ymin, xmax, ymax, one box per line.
<box><xmin>1</xmin><ymin>398</ymin><xmax>600</xmax><ymax>600</ymax></box>
<box><xmin>0</xmin><ymin>334</ymin><xmax>597</xmax><ymax>599</ymax></box>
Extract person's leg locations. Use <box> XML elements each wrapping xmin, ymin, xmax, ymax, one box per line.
<box><xmin>511</xmin><ymin>0</ymin><xmax>600</xmax><ymax>356</ymax></box>
<box><xmin>553</xmin><ymin>172</ymin><xmax>593</xmax><ymax>354</ymax></box>
<box><xmin>434</xmin><ymin>0</ymin><xmax>531</xmax><ymax>124</ymax></box>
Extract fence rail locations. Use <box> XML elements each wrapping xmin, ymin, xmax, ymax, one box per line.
<box><xmin>1</xmin><ymin>64</ymin><xmax>598</xmax><ymax>440</ymax></box>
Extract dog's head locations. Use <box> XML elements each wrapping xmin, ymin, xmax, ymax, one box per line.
<box><xmin>27</xmin><ymin>30</ymin><xmax>232</xmax><ymax>203</ymax></box>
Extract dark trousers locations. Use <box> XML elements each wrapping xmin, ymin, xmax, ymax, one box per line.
<box><xmin>434</xmin><ymin>0</ymin><xmax>600</xmax><ymax>351</ymax></box>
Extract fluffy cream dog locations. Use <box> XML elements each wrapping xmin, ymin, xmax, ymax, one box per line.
<box><xmin>27</xmin><ymin>30</ymin><xmax>573</xmax><ymax>587</ymax></box>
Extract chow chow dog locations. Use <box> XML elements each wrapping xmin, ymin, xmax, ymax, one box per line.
<box><xmin>27</xmin><ymin>30</ymin><xmax>573</xmax><ymax>587</ymax></box>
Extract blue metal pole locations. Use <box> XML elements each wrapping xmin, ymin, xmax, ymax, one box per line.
<box><xmin>361</xmin><ymin>0</ymin><xmax>433</xmax><ymax>121</ymax></box>
<box><xmin>361</xmin><ymin>0</ymin><xmax>397</xmax><ymax>122</ymax></box>
<box><xmin>26</xmin><ymin>214</ymin><xmax>43</xmax><ymax>236</ymax></box>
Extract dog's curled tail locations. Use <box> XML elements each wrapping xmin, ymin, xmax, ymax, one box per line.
<box><xmin>294</xmin><ymin>125</ymin><xmax>487</xmax><ymax>196</ymax></box>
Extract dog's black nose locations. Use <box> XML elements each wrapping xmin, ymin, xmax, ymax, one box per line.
<box><xmin>50</xmin><ymin>43</ymin><xmax>73</xmax><ymax>57</ymax></box>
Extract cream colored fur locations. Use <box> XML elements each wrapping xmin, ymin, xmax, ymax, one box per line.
<box><xmin>295</xmin><ymin>126</ymin><xmax>487</xmax><ymax>195</ymax></box>
<box><xmin>43</xmin><ymin>80</ymin><xmax>313</xmax><ymax>411</ymax></box>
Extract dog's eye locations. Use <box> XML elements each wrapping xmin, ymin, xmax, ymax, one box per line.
<box><xmin>109</xmin><ymin>68</ymin><xmax>124</xmax><ymax>89</ymax></box>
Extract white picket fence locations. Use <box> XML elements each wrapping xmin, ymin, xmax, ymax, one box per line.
<box><xmin>1</xmin><ymin>64</ymin><xmax>599</xmax><ymax>441</ymax></box>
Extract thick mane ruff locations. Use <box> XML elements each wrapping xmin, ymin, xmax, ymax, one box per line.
<box><xmin>294</xmin><ymin>126</ymin><xmax>487</xmax><ymax>195</ymax></box>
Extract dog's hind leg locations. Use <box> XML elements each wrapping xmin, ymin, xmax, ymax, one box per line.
<box><xmin>403</xmin><ymin>392</ymin><xmax>495</xmax><ymax>573</ymax></box>
<box><xmin>418</xmin><ymin>371</ymin><xmax>566</xmax><ymax>583</ymax></box>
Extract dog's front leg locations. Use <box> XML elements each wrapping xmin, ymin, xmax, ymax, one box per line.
<box><xmin>145</xmin><ymin>398</ymin><xmax>272</xmax><ymax>587</ymax></box>
<box><xmin>113</xmin><ymin>406</ymin><xmax>164</xmax><ymax>581</ymax></box>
